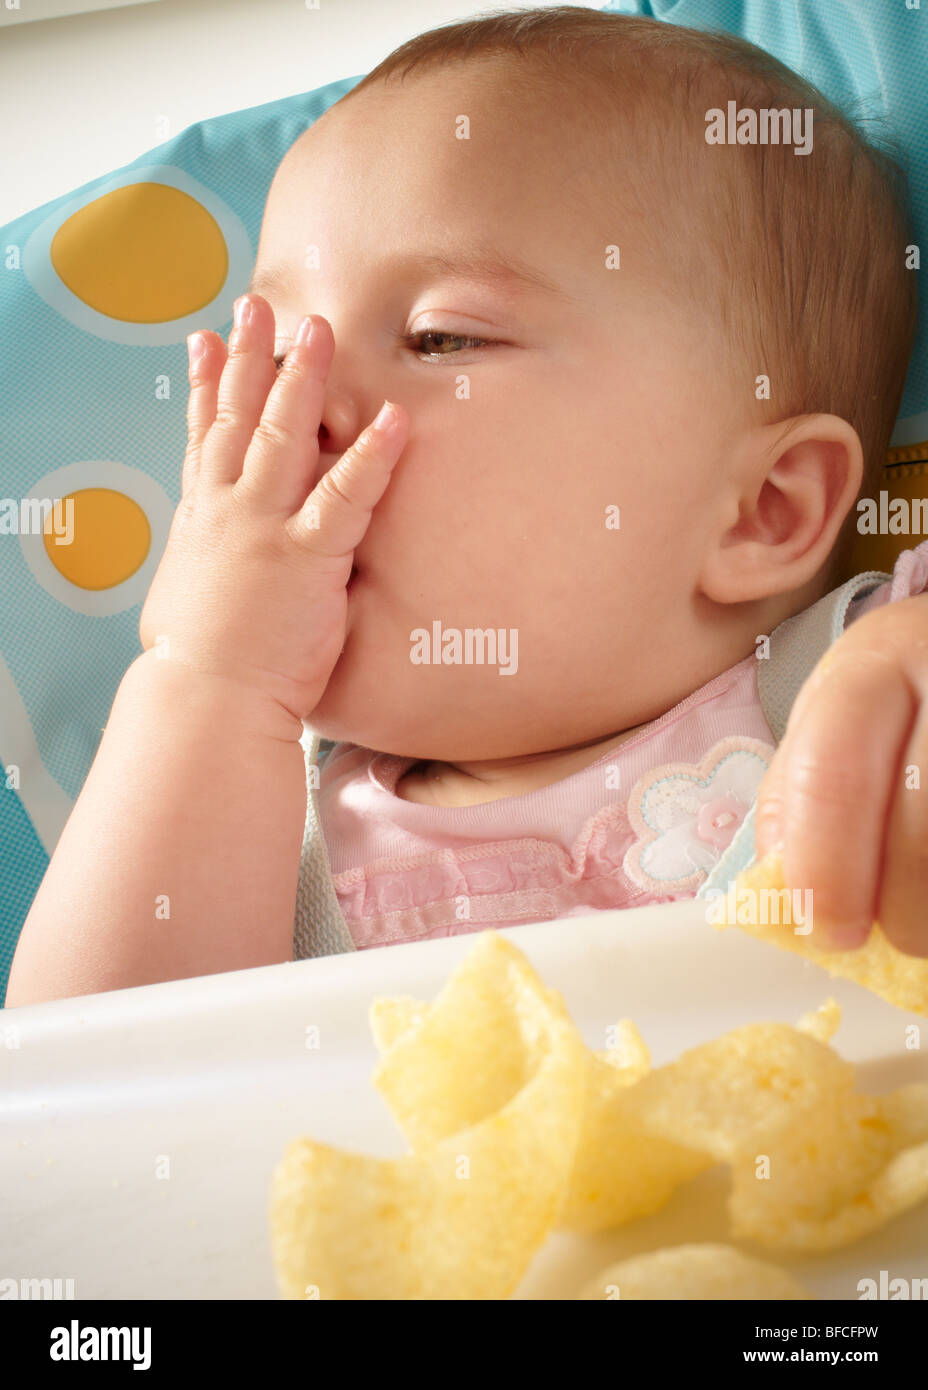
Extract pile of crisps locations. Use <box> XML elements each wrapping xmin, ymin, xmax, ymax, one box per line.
<box><xmin>268</xmin><ymin>921</ymin><xmax>928</xmax><ymax>1300</ymax></box>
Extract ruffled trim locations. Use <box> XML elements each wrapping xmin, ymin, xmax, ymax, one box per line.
<box><xmin>333</xmin><ymin>798</ymin><xmax>685</xmax><ymax>948</ymax></box>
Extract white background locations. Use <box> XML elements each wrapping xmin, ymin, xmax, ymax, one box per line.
<box><xmin>0</xmin><ymin>0</ymin><xmax>594</xmax><ymax>228</ymax></box>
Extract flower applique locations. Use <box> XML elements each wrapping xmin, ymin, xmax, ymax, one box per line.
<box><xmin>622</xmin><ymin>736</ymin><xmax>775</xmax><ymax>893</ymax></box>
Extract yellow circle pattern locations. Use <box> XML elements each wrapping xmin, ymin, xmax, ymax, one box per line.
<box><xmin>43</xmin><ymin>489</ymin><xmax>151</xmax><ymax>591</ymax></box>
<box><xmin>50</xmin><ymin>183</ymin><xmax>228</xmax><ymax>323</ymax></box>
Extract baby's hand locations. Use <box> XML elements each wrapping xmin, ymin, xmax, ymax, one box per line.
<box><xmin>139</xmin><ymin>293</ymin><xmax>406</xmax><ymax>720</ymax></box>
<box><xmin>754</xmin><ymin>593</ymin><xmax>928</xmax><ymax>957</ymax></box>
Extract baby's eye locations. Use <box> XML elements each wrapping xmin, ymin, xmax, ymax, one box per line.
<box><xmin>272</xmin><ymin>331</ymin><xmax>494</xmax><ymax>372</ymax></box>
<box><xmin>404</xmin><ymin>330</ymin><xmax>492</xmax><ymax>359</ymax></box>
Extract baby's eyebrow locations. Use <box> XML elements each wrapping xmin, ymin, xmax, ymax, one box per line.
<box><xmin>246</xmin><ymin>249</ymin><xmax>575</xmax><ymax>303</ymax></box>
<box><xmin>408</xmin><ymin>250</ymin><xmax>570</xmax><ymax>301</ymax></box>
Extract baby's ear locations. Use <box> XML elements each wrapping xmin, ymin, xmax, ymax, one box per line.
<box><xmin>697</xmin><ymin>415</ymin><xmax>864</xmax><ymax>605</ymax></box>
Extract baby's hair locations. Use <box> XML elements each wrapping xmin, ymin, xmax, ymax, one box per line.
<box><xmin>342</xmin><ymin>5</ymin><xmax>918</xmax><ymax>589</ymax></box>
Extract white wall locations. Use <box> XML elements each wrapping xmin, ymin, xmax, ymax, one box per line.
<box><xmin>0</xmin><ymin>0</ymin><xmax>592</xmax><ymax>227</ymax></box>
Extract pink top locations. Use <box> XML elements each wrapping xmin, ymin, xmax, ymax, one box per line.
<box><xmin>318</xmin><ymin>542</ymin><xmax>928</xmax><ymax>951</ymax></box>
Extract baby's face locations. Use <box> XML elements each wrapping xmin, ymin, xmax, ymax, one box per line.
<box><xmin>251</xmin><ymin>62</ymin><xmax>746</xmax><ymax>759</ymax></box>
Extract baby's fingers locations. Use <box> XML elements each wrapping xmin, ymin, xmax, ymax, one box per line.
<box><xmin>183</xmin><ymin>331</ymin><xmax>225</xmax><ymax>494</ymax></box>
<box><xmin>289</xmin><ymin>400</ymin><xmax>407</xmax><ymax>569</ymax></box>
<box><xmin>759</xmin><ymin>649</ymin><xmax>912</xmax><ymax>951</ymax></box>
<box><xmin>878</xmin><ymin>700</ymin><xmax>928</xmax><ymax>956</ymax></box>
<box><xmin>239</xmin><ymin>315</ymin><xmax>334</xmax><ymax>513</ymax></box>
<box><xmin>204</xmin><ymin>295</ymin><xmax>277</xmax><ymax>486</ymax></box>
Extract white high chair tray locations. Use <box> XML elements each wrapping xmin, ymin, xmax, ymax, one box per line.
<box><xmin>2</xmin><ymin>897</ymin><xmax>926</xmax><ymax>1301</ymax></box>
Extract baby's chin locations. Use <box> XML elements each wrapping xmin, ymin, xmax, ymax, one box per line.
<box><xmin>306</xmin><ymin>607</ymin><xmax>430</xmax><ymax>754</ymax></box>
<box><xmin>306</xmin><ymin>578</ymin><xmax>564</xmax><ymax>758</ymax></box>
<box><xmin>304</xmin><ymin>636</ymin><xmax>515</xmax><ymax>760</ymax></box>
<box><xmin>307</xmin><ymin>638</ymin><xmax>467</xmax><ymax>757</ymax></box>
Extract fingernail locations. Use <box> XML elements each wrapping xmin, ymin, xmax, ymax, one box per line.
<box><xmin>810</xmin><ymin>912</ymin><xmax>871</xmax><ymax>953</ymax></box>
<box><xmin>373</xmin><ymin>400</ymin><xmax>397</xmax><ymax>432</ymax></box>
<box><xmin>233</xmin><ymin>296</ymin><xmax>253</xmax><ymax>329</ymax></box>
<box><xmin>295</xmin><ymin>316</ymin><xmax>315</xmax><ymax>348</ymax></box>
<box><xmin>186</xmin><ymin>333</ymin><xmax>207</xmax><ymax>372</ymax></box>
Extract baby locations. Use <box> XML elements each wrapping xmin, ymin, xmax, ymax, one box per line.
<box><xmin>6</xmin><ymin>6</ymin><xmax>927</xmax><ymax>1006</ymax></box>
